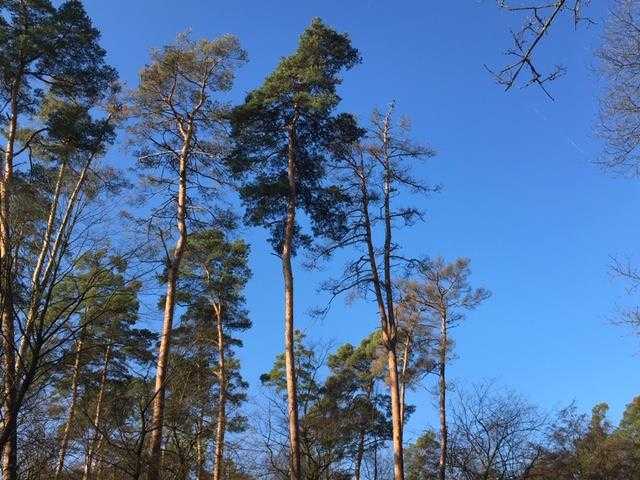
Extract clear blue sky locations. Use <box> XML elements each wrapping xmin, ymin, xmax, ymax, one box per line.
<box><xmin>84</xmin><ymin>0</ymin><xmax>638</xmax><ymax>440</ymax></box>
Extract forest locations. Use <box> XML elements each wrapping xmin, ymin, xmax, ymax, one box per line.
<box><xmin>0</xmin><ymin>0</ymin><xmax>639</xmax><ymax>479</ymax></box>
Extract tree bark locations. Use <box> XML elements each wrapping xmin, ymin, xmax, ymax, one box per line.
<box><xmin>82</xmin><ymin>343</ymin><xmax>111</xmax><ymax>480</ymax></box>
<box><xmin>1</xmin><ymin>74</ymin><xmax>20</xmax><ymax>480</ymax></box>
<box><xmin>438</xmin><ymin>314</ymin><xmax>447</xmax><ymax>480</ymax></box>
<box><xmin>381</xmin><ymin>109</ymin><xmax>404</xmax><ymax>480</ymax></box>
<box><xmin>147</xmin><ymin>125</ymin><xmax>192</xmax><ymax>480</ymax></box>
<box><xmin>54</xmin><ymin>325</ymin><xmax>87</xmax><ymax>479</ymax></box>
<box><xmin>354</xmin><ymin>427</ymin><xmax>366</xmax><ymax>480</ymax></box>
<box><xmin>18</xmin><ymin>149</ymin><xmax>96</xmax><ymax>376</ymax></box>
<box><xmin>399</xmin><ymin>335</ymin><xmax>410</xmax><ymax>431</ymax></box>
<box><xmin>196</xmin><ymin>432</ymin><xmax>204</xmax><ymax>480</ymax></box>
<box><xmin>283</xmin><ymin>110</ymin><xmax>301</xmax><ymax>480</ymax></box>
<box><xmin>212</xmin><ymin>303</ymin><xmax>226</xmax><ymax>480</ymax></box>
<box><xmin>358</xmin><ymin>159</ymin><xmax>404</xmax><ymax>480</ymax></box>
<box><xmin>385</xmin><ymin>338</ymin><xmax>405</xmax><ymax>480</ymax></box>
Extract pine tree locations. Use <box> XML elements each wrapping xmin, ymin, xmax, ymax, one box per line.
<box><xmin>128</xmin><ymin>33</ymin><xmax>246</xmax><ymax>479</ymax></box>
<box><xmin>408</xmin><ymin>258</ymin><xmax>489</xmax><ymax>480</ymax></box>
<box><xmin>229</xmin><ymin>19</ymin><xmax>360</xmax><ymax>479</ymax></box>
<box><xmin>0</xmin><ymin>3</ymin><xmax>117</xmax><ymax>476</ymax></box>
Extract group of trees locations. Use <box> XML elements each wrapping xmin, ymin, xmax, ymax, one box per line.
<box><xmin>0</xmin><ymin>1</ymin><xmax>638</xmax><ymax>480</ymax></box>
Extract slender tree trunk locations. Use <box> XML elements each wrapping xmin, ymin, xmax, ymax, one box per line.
<box><xmin>385</xmin><ymin>337</ymin><xmax>405</xmax><ymax>480</ymax></box>
<box><xmin>83</xmin><ymin>344</ymin><xmax>111</xmax><ymax>480</ymax></box>
<box><xmin>399</xmin><ymin>336</ymin><xmax>410</xmax><ymax>430</ymax></box>
<box><xmin>17</xmin><ymin>148</ymin><xmax>96</xmax><ymax>376</ymax></box>
<box><xmin>196</xmin><ymin>433</ymin><xmax>204</xmax><ymax>480</ymax></box>
<box><xmin>373</xmin><ymin>439</ymin><xmax>378</xmax><ymax>480</ymax></box>
<box><xmin>358</xmin><ymin>156</ymin><xmax>404</xmax><ymax>480</ymax></box>
<box><xmin>93</xmin><ymin>435</ymin><xmax>106</xmax><ymax>480</ymax></box>
<box><xmin>54</xmin><ymin>326</ymin><xmax>87</xmax><ymax>479</ymax></box>
<box><xmin>354</xmin><ymin>424</ymin><xmax>366</xmax><ymax>480</ymax></box>
<box><xmin>212</xmin><ymin>303</ymin><xmax>226</xmax><ymax>480</ymax></box>
<box><xmin>195</xmin><ymin>366</ymin><xmax>205</xmax><ymax>480</ymax></box>
<box><xmin>16</xmin><ymin>160</ymin><xmax>66</xmax><ymax>374</ymax></box>
<box><xmin>1</xmin><ymin>76</ymin><xmax>20</xmax><ymax>480</ymax></box>
<box><xmin>355</xmin><ymin>382</ymin><xmax>373</xmax><ymax>480</ymax></box>
<box><xmin>438</xmin><ymin>315</ymin><xmax>447</xmax><ymax>480</ymax></box>
<box><xmin>282</xmin><ymin>112</ymin><xmax>301</xmax><ymax>480</ymax></box>
<box><xmin>147</xmin><ymin>125</ymin><xmax>192</xmax><ymax>480</ymax></box>
<box><xmin>381</xmin><ymin>108</ymin><xmax>404</xmax><ymax>480</ymax></box>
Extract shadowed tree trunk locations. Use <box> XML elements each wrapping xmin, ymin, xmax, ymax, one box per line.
<box><xmin>354</xmin><ymin>428</ymin><xmax>366</xmax><ymax>480</ymax></box>
<box><xmin>1</xmin><ymin>73</ymin><xmax>20</xmax><ymax>480</ymax></box>
<box><xmin>212</xmin><ymin>303</ymin><xmax>226</xmax><ymax>480</ymax></box>
<box><xmin>54</xmin><ymin>323</ymin><xmax>87</xmax><ymax>479</ymax></box>
<box><xmin>83</xmin><ymin>344</ymin><xmax>112</xmax><ymax>480</ymax></box>
<box><xmin>438</xmin><ymin>313</ymin><xmax>447</xmax><ymax>480</ymax></box>
<box><xmin>354</xmin><ymin>383</ymin><xmax>373</xmax><ymax>480</ymax></box>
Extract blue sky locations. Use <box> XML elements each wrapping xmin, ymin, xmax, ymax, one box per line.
<box><xmin>84</xmin><ymin>0</ymin><xmax>639</xmax><ymax>441</ymax></box>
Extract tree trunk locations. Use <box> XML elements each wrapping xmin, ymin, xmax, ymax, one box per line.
<box><xmin>196</xmin><ymin>433</ymin><xmax>204</xmax><ymax>480</ymax></box>
<box><xmin>282</xmin><ymin>112</ymin><xmax>301</xmax><ymax>480</ymax></box>
<box><xmin>1</xmin><ymin>76</ymin><xmax>20</xmax><ymax>480</ymax></box>
<box><xmin>438</xmin><ymin>315</ymin><xmax>447</xmax><ymax>480</ymax></box>
<box><xmin>54</xmin><ymin>326</ymin><xmax>87</xmax><ymax>479</ymax></box>
<box><xmin>18</xmin><ymin>150</ymin><xmax>95</xmax><ymax>376</ymax></box>
<box><xmin>354</xmin><ymin>382</ymin><xmax>373</xmax><ymax>480</ymax></box>
<box><xmin>385</xmin><ymin>336</ymin><xmax>405</xmax><ymax>480</ymax></box>
<box><xmin>358</xmin><ymin>155</ymin><xmax>404</xmax><ymax>480</ymax></box>
<box><xmin>83</xmin><ymin>344</ymin><xmax>111</xmax><ymax>480</ymax></box>
<box><xmin>373</xmin><ymin>439</ymin><xmax>378</xmax><ymax>480</ymax></box>
<box><xmin>212</xmin><ymin>303</ymin><xmax>226</xmax><ymax>480</ymax></box>
<box><xmin>147</xmin><ymin>125</ymin><xmax>192</xmax><ymax>480</ymax></box>
<box><xmin>381</xmin><ymin>108</ymin><xmax>404</xmax><ymax>480</ymax></box>
<box><xmin>399</xmin><ymin>336</ymin><xmax>410</xmax><ymax>431</ymax></box>
<box><xmin>354</xmin><ymin>425</ymin><xmax>366</xmax><ymax>480</ymax></box>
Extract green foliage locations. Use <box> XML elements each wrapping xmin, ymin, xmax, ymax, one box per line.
<box><xmin>260</xmin><ymin>330</ymin><xmax>321</xmax><ymax>406</ymax></box>
<box><xmin>229</xmin><ymin>18</ymin><xmax>362</xmax><ymax>253</ymax></box>
<box><xmin>0</xmin><ymin>0</ymin><xmax>117</xmax><ymax>109</ymax></box>
<box><xmin>619</xmin><ymin>396</ymin><xmax>640</xmax><ymax>441</ymax></box>
<box><xmin>163</xmin><ymin>229</ymin><xmax>252</xmax><ymax>472</ymax></box>
<box><xmin>178</xmin><ymin>229</ymin><xmax>251</xmax><ymax>313</ymax></box>
<box><xmin>130</xmin><ymin>32</ymin><xmax>246</xmax><ymax>172</ymax></box>
<box><xmin>405</xmin><ymin>430</ymin><xmax>439</xmax><ymax>480</ymax></box>
<box><xmin>261</xmin><ymin>331</ymin><xmax>392</xmax><ymax>477</ymax></box>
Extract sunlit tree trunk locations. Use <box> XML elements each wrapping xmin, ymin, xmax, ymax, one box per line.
<box><xmin>385</xmin><ymin>337</ymin><xmax>405</xmax><ymax>480</ymax></box>
<box><xmin>147</xmin><ymin>125</ymin><xmax>192</xmax><ymax>480</ymax></box>
<box><xmin>282</xmin><ymin>111</ymin><xmax>301</xmax><ymax>480</ymax></box>
<box><xmin>399</xmin><ymin>335</ymin><xmax>410</xmax><ymax>430</ymax></box>
<box><xmin>359</xmin><ymin>164</ymin><xmax>404</xmax><ymax>480</ymax></box>
<box><xmin>381</xmin><ymin>111</ymin><xmax>404</xmax><ymax>480</ymax></box>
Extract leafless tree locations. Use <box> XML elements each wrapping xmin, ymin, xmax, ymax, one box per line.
<box><xmin>447</xmin><ymin>383</ymin><xmax>547</xmax><ymax>480</ymax></box>
<box><xmin>596</xmin><ymin>0</ymin><xmax>640</xmax><ymax>175</ymax></box>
